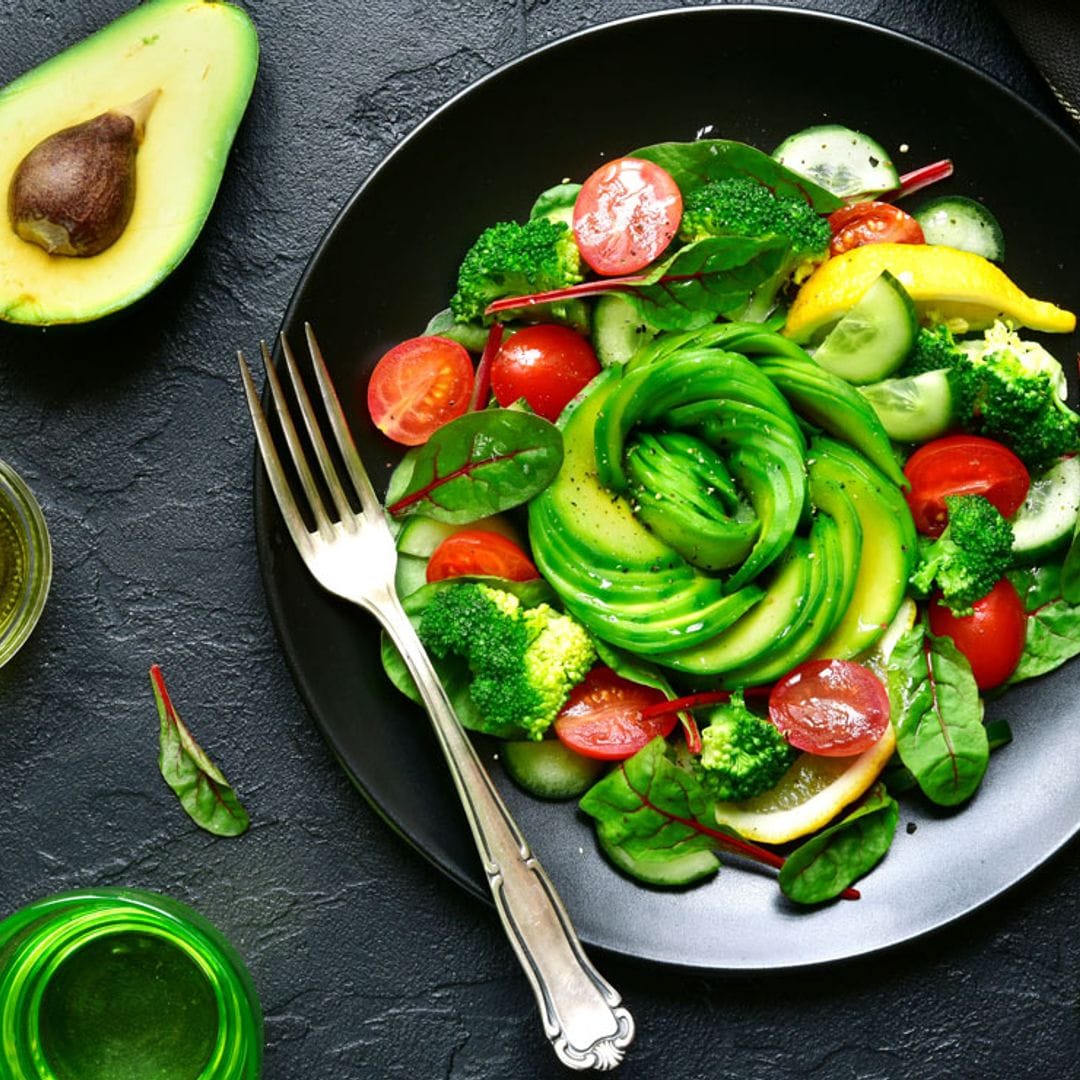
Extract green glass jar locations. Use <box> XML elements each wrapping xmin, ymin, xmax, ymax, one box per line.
<box><xmin>0</xmin><ymin>889</ymin><xmax>263</xmax><ymax>1080</ymax></box>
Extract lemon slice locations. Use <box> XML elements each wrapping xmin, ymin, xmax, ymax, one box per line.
<box><xmin>712</xmin><ymin>725</ymin><xmax>896</xmax><ymax>844</ymax></box>
<box><xmin>785</xmin><ymin>243</ymin><xmax>1076</xmax><ymax>340</ymax></box>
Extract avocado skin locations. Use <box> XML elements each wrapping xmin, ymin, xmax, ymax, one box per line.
<box><xmin>529</xmin><ymin>327</ymin><xmax>915</xmax><ymax>678</ymax></box>
<box><xmin>0</xmin><ymin>0</ymin><xmax>259</xmax><ymax>324</ymax></box>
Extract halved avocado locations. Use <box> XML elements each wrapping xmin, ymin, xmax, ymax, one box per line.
<box><xmin>0</xmin><ymin>0</ymin><xmax>258</xmax><ymax>324</ymax></box>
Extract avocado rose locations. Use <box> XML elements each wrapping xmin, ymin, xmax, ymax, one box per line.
<box><xmin>527</xmin><ymin>324</ymin><xmax>917</xmax><ymax>683</ymax></box>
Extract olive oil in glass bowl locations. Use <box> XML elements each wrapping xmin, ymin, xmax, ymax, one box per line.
<box><xmin>0</xmin><ymin>458</ymin><xmax>51</xmax><ymax>666</ymax></box>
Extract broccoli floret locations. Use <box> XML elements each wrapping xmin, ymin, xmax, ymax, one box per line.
<box><xmin>418</xmin><ymin>582</ymin><xmax>595</xmax><ymax>739</ymax></box>
<box><xmin>693</xmin><ymin>692</ymin><xmax>796</xmax><ymax>803</ymax></box>
<box><xmin>897</xmin><ymin>324</ymin><xmax>1080</xmax><ymax>469</ymax></box>
<box><xmin>968</xmin><ymin>349</ymin><xmax>1080</xmax><ymax>470</ymax></box>
<box><xmin>449</xmin><ymin>218</ymin><xmax>584</xmax><ymax>324</ymax></box>
<box><xmin>677</xmin><ymin>177</ymin><xmax>831</xmax><ymax>320</ymax></box>
<box><xmin>909</xmin><ymin>494</ymin><xmax>1014</xmax><ymax>615</ymax></box>
<box><xmin>899</xmin><ymin>325</ymin><xmax>967</xmax><ymax>379</ymax></box>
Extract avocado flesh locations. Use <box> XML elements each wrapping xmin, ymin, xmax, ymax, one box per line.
<box><xmin>809</xmin><ymin>437</ymin><xmax>918</xmax><ymax>660</ymax></box>
<box><xmin>530</xmin><ymin>328</ymin><xmax>915</xmax><ymax>677</ymax></box>
<box><xmin>0</xmin><ymin>0</ymin><xmax>258</xmax><ymax>324</ymax></box>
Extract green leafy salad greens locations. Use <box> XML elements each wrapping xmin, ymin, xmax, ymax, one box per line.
<box><xmin>376</xmin><ymin>131</ymin><xmax>1080</xmax><ymax>908</ymax></box>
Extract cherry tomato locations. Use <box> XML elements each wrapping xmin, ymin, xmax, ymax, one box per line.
<box><xmin>426</xmin><ymin>530</ymin><xmax>539</xmax><ymax>583</ymax></box>
<box><xmin>828</xmin><ymin>201</ymin><xmax>925</xmax><ymax>256</ymax></box>
<box><xmin>903</xmin><ymin>434</ymin><xmax>1030</xmax><ymax>537</ymax></box>
<box><xmin>768</xmin><ymin>659</ymin><xmax>891</xmax><ymax>757</ymax></box>
<box><xmin>490</xmin><ymin>325</ymin><xmax>601</xmax><ymax>423</ymax></box>
<box><xmin>573</xmin><ymin>157</ymin><xmax>683</xmax><ymax>276</ymax></box>
<box><xmin>554</xmin><ymin>666</ymin><xmax>674</xmax><ymax>761</ymax></box>
<box><xmin>367</xmin><ymin>336</ymin><xmax>474</xmax><ymax>446</ymax></box>
<box><xmin>928</xmin><ymin>578</ymin><xmax>1027</xmax><ymax>690</ymax></box>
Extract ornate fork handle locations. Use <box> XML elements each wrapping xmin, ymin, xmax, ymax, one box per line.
<box><xmin>379</xmin><ymin>593</ymin><xmax>634</xmax><ymax>1071</ymax></box>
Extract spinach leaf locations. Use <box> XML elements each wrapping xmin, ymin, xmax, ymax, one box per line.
<box><xmin>886</xmin><ymin>625</ymin><xmax>988</xmax><ymax>806</ymax></box>
<box><xmin>631</xmin><ymin>139</ymin><xmax>844</xmax><ymax>212</ymax></box>
<box><xmin>579</xmin><ymin>737</ymin><xmax>721</xmax><ymax>886</ymax></box>
<box><xmin>620</xmin><ymin>234</ymin><xmax>789</xmax><ymax>331</ymax></box>
<box><xmin>150</xmin><ymin>665</ymin><xmax>250</xmax><ymax>838</ymax></box>
<box><xmin>423</xmin><ymin>308</ymin><xmax>490</xmax><ymax>352</ymax></box>
<box><xmin>386</xmin><ymin>409</ymin><xmax>563</xmax><ymax>523</ymax></box>
<box><xmin>1008</xmin><ymin>596</ymin><xmax>1080</xmax><ymax>684</ymax></box>
<box><xmin>1006</xmin><ymin>562</ymin><xmax>1063</xmax><ymax>612</ymax></box>
<box><xmin>778</xmin><ymin>784</ymin><xmax>898</xmax><ymax>904</ymax></box>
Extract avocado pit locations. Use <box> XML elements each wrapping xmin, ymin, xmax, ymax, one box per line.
<box><xmin>7</xmin><ymin>89</ymin><xmax>159</xmax><ymax>257</ymax></box>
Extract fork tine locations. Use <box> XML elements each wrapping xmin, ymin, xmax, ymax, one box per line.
<box><xmin>279</xmin><ymin>333</ymin><xmax>356</xmax><ymax>524</ymax></box>
<box><xmin>238</xmin><ymin>350</ymin><xmax>316</xmax><ymax>559</ymax></box>
<box><xmin>258</xmin><ymin>341</ymin><xmax>334</xmax><ymax>538</ymax></box>
<box><xmin>304</xmin><ymin>323</ymin><xmax>383</xmax><ymax>519</ymax></box>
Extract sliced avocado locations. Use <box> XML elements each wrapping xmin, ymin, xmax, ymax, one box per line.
<box><xmin>0</xmin><ymin>0</ymin><xmax>258</xmax><ymax>324</ymax></box>
<box><xmin>661</xmin><ymin>538</ymin><xmax>813</xmax><ymax>676</ymax></box>
<box><xmin>809</xmin><ymin>437</ymin><xmax>917</xmax><ymax>660</ymax></box>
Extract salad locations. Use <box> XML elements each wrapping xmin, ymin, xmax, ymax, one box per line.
<box><xmin>371</xmin><ymin>125</ymin><xmax>1080</xmax><ymax>905</ymax></box>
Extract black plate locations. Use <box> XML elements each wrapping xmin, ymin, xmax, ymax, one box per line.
<box><xmin>257</xmin><ymin>7</ymin><xmax>1080</xmax><ymax>970</ymax></box>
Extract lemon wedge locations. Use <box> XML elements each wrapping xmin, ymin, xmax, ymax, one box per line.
<box><xmin>712</xmin><ymin>725</ymin><xmax>896</xmax><ymax>844</ymax></box>
<box><xmin>785</xmin><ymin>243</ymin><xmax>1076</xmax><ymax>340</ymax></box>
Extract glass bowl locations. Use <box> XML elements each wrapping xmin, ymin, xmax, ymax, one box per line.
<box><xmin>0</xmin><ymin>457</ymin><xmax>52</xmax><ymax>666</ymax></box>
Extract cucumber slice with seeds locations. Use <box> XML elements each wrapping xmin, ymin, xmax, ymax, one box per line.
<box><xmin>592</xmin><ymin>293</ymin><xmax>661</xmax><ymax>367</ymax></box>
<box><xmin>1009</xmin><ymin>455</ymin><xmax>1080</xmax><ymax>563</ymax></box>
<box><xmin>913</xmin><ymin>196</ymin><xmax>1005</xmax><ymax>262</ymax></box>
<box><xmin>858</xmin><ymin>369</ymin><xmax>954</xmax><ymax>443</ymax></box>
<box><xmin>501</xmin><ymin>738</ymin><xmax>604</xmax><ymax>800</ymax></box>
<box><xmin>772</xmin><ymin>125</ymin><xmax>899</xmax><ymax>199</ymax></box>
<box><xmin>810</xmin><ymin>270</ymin><xmax>917</xmax><ymax>384</ymax></box>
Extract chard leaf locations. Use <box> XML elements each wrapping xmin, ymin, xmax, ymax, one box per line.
<box><xmin>886</xmin><ymin>625</ymin><xmax>988</xmax><ymax>806</ymax></box>
<box><xmin>620</xmin><ymin>234</ymin><xmax>789</xmax><ymax>331</ymax></box>
<box><xmin>1008</xmin><ymin>597</ymin><xmax>1080</xmax><ymax>683</ymax></box>
<box><xmin>779</xmin><ymin>784</ymin><xmax>898</xmax><ymax>904</ymax></box>
<box><xmin>631</xmin><ymin>139</ymin><xmax>844</xmax><ymax>212</ymax></box>
<box><xmin>151</xmin><ymin>665</ymin><xmax>250</xmax><ymax>838</ymax></box>
<box><xmin>579</xmin><ymin>737</ymin><xmax>721</xmax><ymax>886</ymax></box>
<box><xmin>386</xmin><ymin>409</ymin><xmax>562</xmax><ymax>523</ymax></box>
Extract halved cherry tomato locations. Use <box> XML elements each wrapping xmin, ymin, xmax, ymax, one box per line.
<box><xmin>573</xmin><ymin>157</ymin><xmax>682</xmax><ymax>276</ymax></box>
<box><xmin>929</xmin><ymin>578</ymin><xmax>1027</xmax><ymax>690</ymax></box>
<box><xmin>828</xmin><ymin>201</ymin><xmax>925</xmax><ymax>256</ymax></box>
<box><xmin>768</xmin><ymin>659</ymin><xmax>890</xmax><ymax>757</ymax></box>
<box><xmin>903</xmin><ymin>434</ymin><xmax>1030</xmax><ymax>537</ymax></box>
<box><xmin>426</xmin><ymin>530</ymin><xmax>539</xmax><ymax>583</ymax></box>
<box><xmin>554</xmin><ymin>666</ymin><xmax>673</xmax><ymax>761</ymax></box>
<box><xmin>491</xmin><ymin>325</ymin><xmax>601</xmax><ymax>423</ymax></box>
<box><xmin>367</xmin><ymin>336</ymin><xmax>474</xmax><ymax>446</ymax></box>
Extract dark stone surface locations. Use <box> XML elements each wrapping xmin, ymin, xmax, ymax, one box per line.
<box><xmin>0</xmin><ymin>2</ymin><xmax>1076</xmax><ymax>1078</ymax></box>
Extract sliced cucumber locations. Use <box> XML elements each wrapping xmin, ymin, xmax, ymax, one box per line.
<box><xmin>394</xmin><ymin>552</ymin><xmax>429</xmax><ymax>598</ymax></box>
<box><xmin>858</xmin><ymin>369</ymin><xmax>954</xmax><ymax>443</ymax></box>
<box><xmin>772</xmin><ymin>125</ymin><xmax>899</xmax><ymax>198</ymax></box>
<box><xmin>396</xmin><ymin>514</ymin><xmax>522</xmax><ymax>558</ymax></box>
<box><xmin>913</xmin><ymin>196</ymin><xmax>1005</xmax><ymax>262</ymax></box>
<box><xmin>501</xmin><ymin>738</ymin><xmax>604</xmax><ymax>800</ymax></box>
<box><xmin>1009</xmin><ymin>455</ymin><xmax>1080</xmax><ymax>563</ymax></box>
<box><xmin>591</xmin><ymin>293</ymin><xmax>661</xmax><ymax>367</ymax></box>
<box><xmin>811</xmin><ymin>270</ymin><xmax>917</xmax><ymax>384</ymax></box>
<box><xmin>595</xmin><ymin>824</ymin><xmax>719</xmax><ymax>886</ymax></box>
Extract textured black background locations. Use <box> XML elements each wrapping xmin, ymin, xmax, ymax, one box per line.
<box><xmin>0</xmin><ymin>2</ymin><xmax>1077</xmax><ymax>1078</ymax></box>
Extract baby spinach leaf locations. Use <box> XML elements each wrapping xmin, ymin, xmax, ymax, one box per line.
<box><xmin>386</xmin><ymin>409</ymin><xmax>563</xmax><ymax>523</ymax></box>
<box><xmin>621</xmin><ymin>234</ymin><xmax>789</xmax><ymax>330</ymax></box>
<box><xmin>1006</xmin><ymin>562</ymin><xmax>1063</xmax><ymax>612</ymax></box>
<box><xmin>779</xmin><ymin>784</ymin><xmax>898</xmax><ymax>904</ymax></box>
<box><xmin>579</xmin><ymin>737</ymin><xmax>721</xmax><ymax>886</ymax></box>
<box><xmin>886</xmin><ymin>625</ymin><xmax>988</xmax><ymax>806</ymax></box>
<box><xmin>150</xmin><ymin>665</ymin><xmax>249</xmax><ymax>838</ymax></box>
<box><xmin>1008</xmin><ymin>596</ymin><xmax>1080</xmax><ymax>684</ymax></box>
<box><xmin>631</xmin><ymin>139</ymin><xmax>844</xmax><ymax>212</ymax></box>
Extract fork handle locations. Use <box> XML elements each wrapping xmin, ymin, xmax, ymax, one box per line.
<box><xmin>380</xmin><ymin>597</ymin><xmax>634</xmax><ymax>1072</ymax></box>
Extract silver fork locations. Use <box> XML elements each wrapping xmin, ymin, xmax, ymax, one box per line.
<box><xmin>238</xmin><ymin>324</ymin><xmax>634</xmax><ymax>1072</ymax></box>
